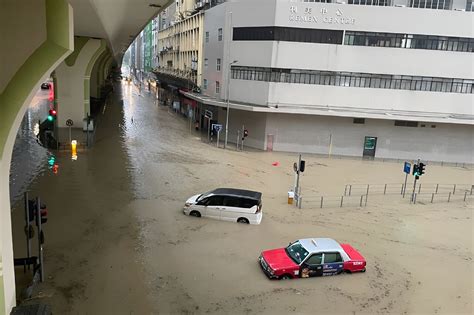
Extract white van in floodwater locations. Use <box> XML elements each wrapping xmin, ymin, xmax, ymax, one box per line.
<box><xmin>183</xmin><ymin>188</ymin><xmax>263</xmax><ymax>224</ymax></box>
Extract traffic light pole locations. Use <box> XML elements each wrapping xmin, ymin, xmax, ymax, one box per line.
<box><xmin>295</xmin><ymin>154</ymin><xmax>302</xmax><ymax>206</ymax></box>
<box><xmin>411</xmin><ymin>158</ymin><xmax>420</xmax><ymax>203</ymax></box>
<box><xmin>36</xmin><ymin>197</ymin><xmax>44</xmax><ymax>282</ymax></box>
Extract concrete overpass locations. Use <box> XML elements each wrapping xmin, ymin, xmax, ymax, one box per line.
<box><xmin>0</xmin><ymin>0</ymin><xmax>171</xmax><ymax>313</ymax></box>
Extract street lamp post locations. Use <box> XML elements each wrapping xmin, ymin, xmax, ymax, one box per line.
<box><xmin>224</xmin><ymin>60</ymin><xmax>238</xmax><ymax>149</ymax></box>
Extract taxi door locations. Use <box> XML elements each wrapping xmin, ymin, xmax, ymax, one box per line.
<box><xmin>300</xmin><ymin>253</ymin><xmax>323</xmax><ymax>278</ymax></box>
<box><xmin>322</xmin><ymin>252</ymin><xmax>344</xmax><ymax>276</ymax></box>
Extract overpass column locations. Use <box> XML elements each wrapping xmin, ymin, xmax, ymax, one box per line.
<box><xmin>54</xmin><ymin>37</ymin><xmax>105</xmax><ymax>142</ymax></box>
<box><xmin>0</xmin><ymin>1</ymin><xmax>73</xmax><ymax>313</ymax></box>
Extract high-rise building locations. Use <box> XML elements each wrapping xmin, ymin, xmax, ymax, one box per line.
<box><xmin>181</xmin><ymin>0</ymin><xmax>473</xmax><ymax>163</ymax></box>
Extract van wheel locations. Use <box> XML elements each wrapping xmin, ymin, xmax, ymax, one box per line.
<box><xmin>190</xmin><ymin>211</ymin><xmax>201</xmax><ymax>218</ymax></box>
<box><xmin>237</xmin><ymin>218</ymin><xmax>249</xmax><ymax>224</ymax></box>
<box><xmin>280</xmin><ymin>274</ymin><xmax>292</xmax><ymax>280</ymax></box>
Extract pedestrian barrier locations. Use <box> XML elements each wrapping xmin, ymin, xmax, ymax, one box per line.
<box><xmin>343</xmin><ymin>183</ymin><xmax>473</xmax><ymax>197</ymax></box>
<box><xmin>298</xmin><ymin>194</ymin><xmax>368</xmax><ymax>209</ymax></box>
<box><xmin>296</xmin><ymin>183</ymin><xmax>472</xmax><ymax>209</ymax></box>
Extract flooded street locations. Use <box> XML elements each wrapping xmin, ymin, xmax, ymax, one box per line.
<box><xmin>9</xmin><ymin>88</ymin><xmax>51</xmax><ymax>205</ymax></box>
<box><xmin>10</xmin><ymin>82</ymin><xmax>472</xmax><ymax>314</ymax></box>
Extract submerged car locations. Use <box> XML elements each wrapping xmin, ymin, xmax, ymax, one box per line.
<box><xmin>259</xmin><ymin>238</ymin><xmax>366</xmax><ymax>279</ymax></box>
<box><xmin>183</xmin><ymin>188</ymin><xmax>262</xmax><ymax>224</ymax></box>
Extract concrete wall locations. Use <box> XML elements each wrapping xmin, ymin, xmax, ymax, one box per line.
<box><xmin>55</xmin><ymin>38</ymin><xmax>102</xmax><ymax>128</ymax></box>
<box><xmin>217</xmin><ymin>107</ymin><xmax>267</xmax><ymax>149</ymax></box>
<box><xmin>266</xmin><ymin>113</ymin><xmax>474</xmax><ymax>163</ymax></box>
<box><xmin>202</xmin><ymin>2</ymin><xmax>226</xmax><ymax>99</ymax></box>
<box><xmin>0</xmin><ymin>1</ymin><xmax>47</xmax><ymax>94</ymax></box>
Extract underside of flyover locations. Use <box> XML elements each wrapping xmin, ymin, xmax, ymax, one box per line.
<box><xmin>0</xmin><ymin>0</ymin><xmax>170</xmax><ymax>313</ymax></box>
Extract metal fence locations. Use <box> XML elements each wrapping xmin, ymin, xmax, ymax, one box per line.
<box><xmin>295</xmin><ymin>183</ymin><xmax>473</xmax><ymax>209</ymax></box>
<box><xmin>298</xmin><ymin>194</ymin><xmax>368</xmax><ymax>209</ymax></box>
<box><xmin>343</xmin><ymin>183</ymin><xmax>474</xmax><ymax>197</ymax></box>
<box><xmin>413</xmin><ymin>191</ymin><xmax>473</xmax><ymax>204</ymax></box>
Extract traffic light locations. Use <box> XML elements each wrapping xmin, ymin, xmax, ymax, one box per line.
<box><xmin>299</xmin><ymin>160</ymin><xmax>306</xmax><ymax>173</ymax></box>
<box><xmin>48</xmin><ymin>155</ymin><xmax>55</xmax><ymax>168</ymax></box>
<box><xmin>47</xmin><ymin>109</ymin><xmax>57</xmax><ymax>122</ymax></box>
<box><xmin>243</xmin><ymin>129</ymin><xmax>248</xmax><ymax>137</ymax></box>
<box><xmin>412</xmin><ymin>164</ymin><xmax>420</xmax><ymax>180</ymax></box>
<box><xmin>419</xmin><ymin>162</ymin><xmax>426</xmax><ymax>176</ymax></box>
<box><xmin>28</xmin><ymin>200</ymin><xmax>48</xmax><ymax>224</ymax></box>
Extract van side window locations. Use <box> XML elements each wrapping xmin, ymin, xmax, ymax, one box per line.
<box><xmin>223</xmin><ymin>196</ymin><xmax>241</xmax><ymax>207</ymax></box>
<box><xmin>240</xmin><ymin>198</ymin><xmax>257</xmax><ymax>208</ymax></box>
<box><xmin>207</xmin><ymin>196</ymin><xmax>224</xmax><ymax>206</ymax></box>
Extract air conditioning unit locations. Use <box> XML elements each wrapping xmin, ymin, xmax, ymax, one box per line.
<box><xmin>454</xmin><ymin>8</ymin><xmax>466</xmax><ymax>11</ymax></box>
<box><xmin>394</xmin><ymin>4</ymin><xmax>406</xmax><ymax>7</ymax></box>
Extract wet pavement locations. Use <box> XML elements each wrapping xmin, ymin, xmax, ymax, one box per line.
<box><xmin>9</xmin><ymin>88</ymin><xmax>51</xmax><ymax>205</ymax></box>
<box><xmin>9</xmin><ymin>81</ymin><xmax>473</xmax><ymax>314</ymax></box>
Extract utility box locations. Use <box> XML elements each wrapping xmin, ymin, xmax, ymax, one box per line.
<box><xmin>288</xmin><ymin>191</ymin><xmax>294</xmax><ymax>204</ymax></box>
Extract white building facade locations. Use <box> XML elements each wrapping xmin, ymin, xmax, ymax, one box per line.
<box><xmin>185</xmin><ymin>0</ymin><xmax>473</xmax><ymax>164</ymax></box>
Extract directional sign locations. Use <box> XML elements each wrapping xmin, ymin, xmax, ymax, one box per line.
<box><xmin>212</xmin><ymin>124</ymin><xmax>223</xmax><ymax>133</ymax></box>
<box><xmin>403</xmin><ymin>162</ymin><xmax>411</xmax><ymax>174</ymax></box>
<box><xmin>204</xmin><ymin>110</ymin><xmax>213</xmax><ymax>119</ymax></box>
<box><xmin>66</xmin><ymin>119</ymin><xmax>74</xmax><ymax>127</ymax></box>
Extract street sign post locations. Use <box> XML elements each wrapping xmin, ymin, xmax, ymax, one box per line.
<box><xmin>66</xmin><ymin>119</ymin><xmax>73</xmax><ymax>144</ymax></box>
<box><xmin>212</xmin><ymin>124</ymin><xmax>223</xmax><ymax>147</ymax></box>
<box><xmin>403</xmin><ymin>161</ymin><xmax>411</xmax><ymax>198</ymax></box>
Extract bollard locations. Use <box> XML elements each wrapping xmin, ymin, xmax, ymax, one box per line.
<box><xmin>464</xmin><ymin>191</ymin><xmax>467</xmax><ymax>202</ymax></box>
<box><xmin>431</xmin><ymin>193</ymin><xmax>435</xmax><ymax>203</ymax></box>
<box><xmin>344</xmin><ymin>185</ymin><xmax>347</xmax><ymax>196</ymax></box>
<box><xmin>418</xmin><ymin>184</ymin><xmax>422</xmax><ymax>194</ymax></box>
<box><xmin>366</xmin><ymin>184</ymin><xmax>370</xmax><ymax>195</ymax></box>
<box><xmin>384</xmin><ymin>184</ymin><xmax>387</xmax><ymax>195</ymax></box>
<box><xmin>413</xmin><ymin>192</ymin><xmax>417</xmax><ymax>204</ymax></box>
<box><xmin>320</xmin><ymin>196</ymin><xmax>324</xmax><ymax>209</ymax></box>
<box><xmin>298</xmin><ymin>197</ymin><xmax>302</xmax><ymax>209</ymax></box>
<box><xmin>349</xmin><ymin>185</ymin><xmax>352</xmax><ymax>196</ymax></box>
<box><xmin>340</xmin><ymin>196</ymin><xmax>344</xmax><ymax>208</ymax></box>
<box><xmin>453</xmin><ymin>184</ymin><xmax>456</xmax><ymax>195</ymax></box>
<box><xmin>435</xmin><ymin>184</ymin><xmax>439</xmax><ymax>194</ymax></box>
<box><xmin>364</xmin><ymin>194</ymin><xmax>368</xmax><ymax>206</ymax></box>
<box><xmin>448</xmin><ymin>192</ymin><xmax>451</xmax><ymax>202</ymax></box>
<box><xmin>360</xmin><ymin>195</ymin><xmax>363</xmax><ymax>207</ymax></box>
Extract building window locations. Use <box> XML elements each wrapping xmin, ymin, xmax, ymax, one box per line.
<box><xmin>233</xmin><ymin>26</ymin><xmax>343</xmax><ymax>45</ymax></box>
<box><xmin>348</xmin><ymin>0</ymin><xmax>390</xmax><ymax>6</ymax></box>
<box><xmin>216</xmin><ymin>81</ymin><xmax>220</xmax><ymax>93</ymax></box>
<box><xmin>230</xmin><ymin>65</ymin><xmax>474</xmax><ymax>94</ymax></box>
<box><xmin>216</xmin><ymin>58</ymin><xmax>221</xmax><ymax>71</ymax></box>
<box><xmin>409</xmin><ymin>0</ymin><xmax>451</xmax><ymax>10</ymax></box>
<box><xmin>394</xmin><ymin>120</ymin><xmax>419</xmax><ymax>127</ymax></box>
<box><xmin>344</xmin><ymin>31</ymin><xmax>473</xmax><ymax>53</ymax></box>
<box><xmin>203</xmin><ymin>79</ymin><xmax>208</xmax><ymax>89</ymax></box>
<box><xmin>205</xmin><ymin>31</ymin><xmax>209</xmax><ymax>43</ymax></box>
<box><xmin>353</xmin><ymin>118</ymin><xmax>365</xmax><ymax>124</ymax></box>
<box><xmin>218</xmin><ymin>28</ymin><xmax>223</xmax><ymax>41</ymax></box>
<box><xmin>204</xmin><ymin>58</ymin><xmax>208</xmax><ymax>68</ymax></box>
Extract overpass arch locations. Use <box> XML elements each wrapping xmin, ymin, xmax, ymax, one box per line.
<box><xmin>0</xmin><ymin>0</ymin><xmax>74</xmax><ymax>312</ymax></box>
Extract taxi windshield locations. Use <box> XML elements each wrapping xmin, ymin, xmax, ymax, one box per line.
<box><xmin>285</xmin><ymin>241</ymin><xmax>309</xmax><ymax>264</ymax></box>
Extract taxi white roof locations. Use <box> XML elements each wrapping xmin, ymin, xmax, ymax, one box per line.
<box><xmin>299</xmin><ymin>238</ymin><xmax>343</xmax><ymax>253</ymax></box>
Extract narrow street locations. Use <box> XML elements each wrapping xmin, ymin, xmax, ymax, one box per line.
<box><xmin>11</xmin><ymin>82</ymin><xmax>472</xmax><ymax>314</ymax></box>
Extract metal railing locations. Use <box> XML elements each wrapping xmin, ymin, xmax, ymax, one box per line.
<box><xmin>343</xmin><ymin>183</ymin><xmax>473</xmax><ymax>197</ymax></box>
<box><xmin>295</xmin><ymin>183</ymin><xmax>472</xmax><ymax>209</ymax></box>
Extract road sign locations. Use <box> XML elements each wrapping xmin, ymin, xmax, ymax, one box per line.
<box><xmin>212</xmin><ymin>124</ymin><xmax>222</xmax><ymax>133</ymax></box>
<box><xmin>293</xmin><ymin>162</ymin><xmax>298</xmax><ymax>173</ymax></box>
<box><xmin>204</xmin><ymin>110</ymin><xmax>213</xmax><ymax>119</ymax></box>
<box><xmin>66</xmin><ymin>119</ymin><xmax>73</xmax><ymax>127</ymax></box>
<box><xmin>403</xmin><ymin>162</ymin><xmax>411</xmax><ymax>174</ymax></box>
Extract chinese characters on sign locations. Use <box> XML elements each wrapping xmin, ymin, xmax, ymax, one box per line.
<box><xmin>288</xmin><ymin>5</ymin><xmax>356</xmax><ymax>25</ymax></box>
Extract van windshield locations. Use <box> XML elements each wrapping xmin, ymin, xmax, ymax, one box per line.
<box><xmin>197</xmin><ymin>190</ymin><xmax>213</xmax><ymax>201</ymax></box>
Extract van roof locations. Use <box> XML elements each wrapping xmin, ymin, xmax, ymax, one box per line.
<box><xmin>210</xmin><ymin>188</ymin><xmax>262</xmax><ymax>200</ymax></box>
